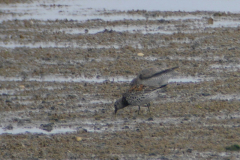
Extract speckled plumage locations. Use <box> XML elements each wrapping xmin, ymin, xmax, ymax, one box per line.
<box><xmin>114</xmin><ymin>66</ymin><xmax>179</xmax><ymax>114</ymax></box>
<box><xmin>130</xmin><ymin>66</ymin><xmax>179</xmax><ymax>88</ymax></box>
<box><xmin>114</xmin><ymin>85</ymin><xmax>166</xmax><ymax>114</ymax></box>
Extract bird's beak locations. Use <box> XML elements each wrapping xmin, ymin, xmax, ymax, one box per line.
<box><xmin>115</xmin><ymin>108</ymin><xmax>118</xmax><ymax>114</ymax></box>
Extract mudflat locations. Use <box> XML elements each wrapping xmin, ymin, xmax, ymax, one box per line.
<box><xmin>0</xmin><ymin>0</ymin><xmax>240</xmax><ymax>159</ymax></box>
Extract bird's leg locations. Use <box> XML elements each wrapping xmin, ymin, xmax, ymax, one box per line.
<box><xmin>138</xmin><ymin>106</ymin><xmax>140</xmax><ymax>115</ymax></box>
<box><xmin>147</xmin><ymin>103</ymin><xmax>151</xmax><ymax>113</ymax></box>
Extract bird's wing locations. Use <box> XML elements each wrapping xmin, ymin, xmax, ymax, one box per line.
<box><xmin>123</xmin><ymin>84</ymin><xmax>167</xmax><ymax>97</ymax></box>
<box><xmin>130</xmin><ymin>67</ymin><xmax>161</xmax><ymax>86</ymax></box>
<box><xmin>138</xmin><ymin>67</ymin><xmax>161</xmax><ymax>79</ymax></box>
<box><xmin>139</xmin><ymin>66</ymin><xmax>179</xmax><ymax>80</ymax></box>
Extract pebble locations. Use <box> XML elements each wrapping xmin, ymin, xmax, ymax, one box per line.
<box><xmin>19</xmin><ymin>85</ymin><xmax>25</xmax><ymax>89</ymax></box>
<box><xmin>75</xmin><ymin>136</ymin><xmax>82</xmax><ymax>141</ymax></box>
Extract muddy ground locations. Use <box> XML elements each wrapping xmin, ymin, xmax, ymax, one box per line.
<box><xmin>0</xmin><ymin>0</ymin><xmax>240</xmax><ymax>159</ymax></box>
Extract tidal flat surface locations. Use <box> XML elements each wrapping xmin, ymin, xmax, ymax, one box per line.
<box><xmin>0</xmin><ymin>0</ymin><xmax>240</xmax><ymax>159</ymax></box>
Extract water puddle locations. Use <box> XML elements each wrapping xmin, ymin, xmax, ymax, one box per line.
<box><xmin>210</xmin><ymin>20</ymin><xmax>240</xmax><ymax>28</ymax></box>
<box><xmin>78</xmin><ymin>99</ymin><xmax>113</xmax><ymax>105</ymax></box>
<box><xmin>2</xmin><ymin>109</ymin><xmax>240</xmax><ymax>135</ymax></box>
<box><xmin>207</xmin><ymin>111</ymin><xmax>240</xmax><ymax>120</ymax></box>
<box><xmin>143</xmin><ymin>56</ymin><xmax>159</xmax><ymax>61</ymax></box>
<box><xmin>0</xmin><ymin>0</ymin><xmax>239</xmax><ymax>20</ymax></box>
<box><xmin>17</xmin><ymin>100</ymin><xmax>35</xmax><ymax>105</ymax></box>
<box><xmin>0</xmin><ymin>75</ymin><xmax>211</xmax><ymax>83</ymax></box>
<box><xmin>210</xmin><ymin>64</ymin><xmax>240</xmax><ymax>71</ymax></box>
<box><xmin>0</xmin><ymin>117</ymin><xmax>181</xmax><ymax>134</ymax></box>
<box><xmin>168</xmin><ymin>55</ymin><xmax>226</xmax><ymax>61</ymax></box>
<box><xmin>35</xmin><ymin>57</ymin><xmax>116</xmax><ymax>65</ymax></box>
<box><xmin>0</xmin><ymin>89</ymin><xmax>16</xmax><ymax>95</ymax></box>
<box><xmin>0</xmin><ymin>127</ymin><xmax>75</xmax><ymax>135</ymax></box>
<box><xmin>7</xmin><ymin>20</ymin><xmax>239</xmax><ymax>36</ymax></box>
<box><xmin>84</xmin><ymin>0</ymin><xmax>240</xmax><ymax>13</ymax></box>
<box><xmin>0</xmin><ymin>0</ymin><xmax>239</xmax><ymax>25</ymax></box>
<box><xmin>0</xmin><ymin>2</ymin><xmax>207</xmax><ymax>23</ymax></box>
<box><xmin>169</xmin><ymin>77</ymin><xmax>203</xmax><ymax>83</ymax></box>
<box><xmin>30</xmin><ymin>75</ymin><xmax>134</xmax><ymax>83</ymax></box>
<box><xmin>0</xmin><ymin>11</ymin><xmax>203</xmax><ymax>23</ymax></box>
<box><xmin>2</xmin><ymin>20</ymin><xmax>240</xmax><ymax>39</ymax></box>
<box><xmin>56</xmin><ymin>25</ymin><xmax>176</xmax><ymax>35</ymax></box>
<box><xmin>72</xmin><ymin>117</ymin><xmax>182</xmax><ymax>133</ymax></box>
<box><xmin>209</xmin><ymin>94</ymin><xmax>240</xmax><ymax>101</ymax></box>
<box><xmin>0</xmin><ymin>41</ymin><xmax>122</xmax><ymax>49</ymax></box>
<box><xmin>0</xmin><ymin>38</ymin><xmax>194</xmax><ymax>49</ymax></box>
<box><xmin>0</xmin><ymin>75</ymin><xmax>135</xmax><ymax>83</ymax></box>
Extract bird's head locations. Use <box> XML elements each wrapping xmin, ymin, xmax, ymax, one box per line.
<box><xmin>130</xmin><ymin>78</ymin><xmax>138</xmax><ymax>86</ymax></box>
<box><xmin>114</xmin><ymin>97</ymin><xmax>128</xmax><ymax>114</ymax></box>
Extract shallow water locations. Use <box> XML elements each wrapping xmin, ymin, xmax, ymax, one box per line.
<box><xmin>0</xmin><ymin>116</ymin><xmax>182</xmax><ymax>134</ymax></box>
<box><xmin>2</xmin><ymin>108</ymin><xmax>240</xmax><ymax>135</ymax></box>
<box><xmin>0</xmin><ymin>75</ymin><xmax>134</xmax><ymax>83</ymax></box>
<box><xmin>0</xmin><ymin>75</ymin><xmax>210</xmax><ymax>83</ymax></box>
<box><xmin>211</xmin><ymin>64</ymin><xmax>240</xmax><ymax>71</ymax></box>
<box><xmin>1</xmin><ymin>0</ymin><xmax>240</xmax><ymax>24</ymax></box>
<box><xmin>0</xmin><ymin>127</ymin><xmax>75</xmax><ymax>135</ymax></box>
<box><xmin>0</xmin><ymin>41</ymin><xmax>123</xmax><ymax>49</ymax></box>
<box><xmin>209</xmin><ymin>94</ymin><xmax>240</xmax><ymax>101</ymax></box>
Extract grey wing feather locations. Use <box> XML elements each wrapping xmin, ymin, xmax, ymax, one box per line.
<box><xmin>138</xmin><ymin>67</ymin><xmax>160</xmax><ymax>79</ymax></box>
<box><xmin>130</xmin><ymin>67</ymin><xmax>162</xmax><ymax>86</ymax></box>
<box><xmin>139</xmin><ymin>66</ymin><xmax>179</xmax><ymax>80</ymax></box>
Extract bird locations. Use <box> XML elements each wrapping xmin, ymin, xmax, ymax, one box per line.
<box><xmin>130</xmin><ymin>66</ymin><xmax>179</xmax><ymax>88</ymax></box>
<box><xmin>114</xmin><ymin>84</ymin><xmax>167</xmax><ymax>114</ymax></box>
<box><xmin>114</xmin><ymin>66</ymin><xmax>179</xmax><ymax>114</ymax></box>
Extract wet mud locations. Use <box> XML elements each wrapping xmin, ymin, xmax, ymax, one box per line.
<box><xmin>0</xmin><ymin>0</ymin><xmax>240</xmax><ymax>159</ymax></box>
